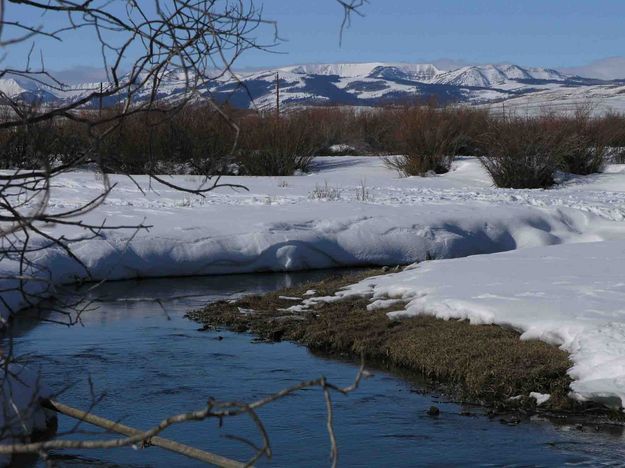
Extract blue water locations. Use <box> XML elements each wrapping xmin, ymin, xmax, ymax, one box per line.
<box><xmin>9</xmin><ymin>271</ymin><xmax>625</xmax><ymax>467</ymax></box>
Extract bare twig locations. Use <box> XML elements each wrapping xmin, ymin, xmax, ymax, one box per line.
<box><xmin>0</xmin><ymin>362</ymin><xmax>371</xmax><ymax>466</ymax></box>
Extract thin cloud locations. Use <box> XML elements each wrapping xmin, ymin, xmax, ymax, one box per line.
<box><xmin>49</xmin><ymin>66</ymin><xmax>110</xmax><ymax>85</ymax></box>
<box><xmin>559</xmin><ymin>57</ymin><xmax>625</xmax><ymax>80</ymax></box>
<box><xmin>43</xmin><ymin>58</ymin><xmax>625</xmax><ymax>83</ymax></box>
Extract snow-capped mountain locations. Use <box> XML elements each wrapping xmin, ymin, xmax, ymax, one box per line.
<box><xmin>1</xmin><ymin>62</ymin><xmax>621</xmax><ymax>111</ymax></box>
<box><xmin>0</xmin><ymin>77</ymin><xmax>60</xmax><ymax>103</ymax></box>
<box><xmin>282</xmin><ymin>62</ymin><xmax>442</xmax><ymax>81</ymax></box>
<box><xmin>205</xmin><ymin>62</ymin><xmax>581</xmax><ymax>109</ymax></box>
<box><xmin>431</xmin><ymin>64</ymin><xmax>565</xmax><ymax>88</ymax></box>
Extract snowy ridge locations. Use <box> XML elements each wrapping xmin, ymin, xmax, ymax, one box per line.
<box><xmin>281</xmin><ymin>62</ymin><xmax>397</xmax><ymax>77</ymax></box>
<box><xmin>218</xmin><ymin>62</ymin><xmax>589</xmax><ymax>108</ymax></box>
<box><xmin>280</xmin><ymin>62</ymin><xmax>443</xmax><ymax>80</ymax></box>
<box><xmin>0</xmin><ymin>61</ymin><xmax>611</xmax><ymax>110</ymax></box>
<box><xmin>273</xmin><ymin>62</ymin><xmax>565</xmax><ymax>86</ymax></box>
<box><xmin>0</xmin><ymin>78</ymin><xmax>37</xmax><ymax>96</ymax></box>
<box><xmin>433</xmin><ymin>64</ymin><xmax>565</xmax><ymax>88</ymax></box>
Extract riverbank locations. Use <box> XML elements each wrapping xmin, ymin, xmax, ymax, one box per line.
<box><xmin>187</xmin><ymin>269</ymin><xmax>621</xmax><ymax>420</ymax></box>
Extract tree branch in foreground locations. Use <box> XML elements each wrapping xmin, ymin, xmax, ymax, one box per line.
<box><xmin>0</xmin><ymin>361</ymin><xmax>371</xmax><ymax>467</ymax></box>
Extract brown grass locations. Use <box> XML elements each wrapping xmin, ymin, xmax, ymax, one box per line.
<box><xmin>187</xmin><ymin>269</ymin><xmax>585</xmax><ymax>412</ymax></box>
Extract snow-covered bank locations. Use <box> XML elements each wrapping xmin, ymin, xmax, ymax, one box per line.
<box><xmin>309</xmin><ymin>241</ymin><xmax>625</xmax><ymax>407</ymax></box>
<box><xmin>2</xmin><ymin>157</ymin><xmax>624</xmax><ymax>318</ymax></box>
<box><xmin>2</xmin><ymin>155</ymin><xmax>625</xmax><ymax>407</ymax></box>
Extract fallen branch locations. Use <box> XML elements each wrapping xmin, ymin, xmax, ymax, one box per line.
<box><xmin>42</xmin><ymin>399</ymin><xmax>245</xmax><ymax>468</ymax></box>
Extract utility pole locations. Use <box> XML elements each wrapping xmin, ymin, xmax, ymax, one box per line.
<box><xmin>99</xmin><ymin>82</ymin><xmax>103</xmax><ymax>117</ymax></box>
<box><xmin>275</xmin><ymin>72</ymin><xmax>280</xmax><ymax>120</ymax></box>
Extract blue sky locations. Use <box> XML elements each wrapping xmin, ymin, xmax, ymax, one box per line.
<box><xmin>3</xmin><ymin>0</ymin><xmax>625</xmax><ymax>78</ymax></box>
<box><xmin>256</xmin><ymin>0</ymin><xmax>625</xmax><ymax>69</ymax></box>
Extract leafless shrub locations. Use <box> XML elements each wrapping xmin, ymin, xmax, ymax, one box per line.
<box><xmin>449</xmin><ymin>107</ymin><xmax>492</xmax><ymax>156</ymax></box>
<box><xmin>479</xmin><ymin>115</ymin><xmax>573</xmax><ymax>189</ymax></box>
<box><xmin>0</xmin><ymin>105</ymin><xmax>88</xmax><ymax>170</ymax></box>
<box><xmin>96</xmin><ymin>106</ymin><xmax>240</xmax><ymax>174</ymax></box>
<box><xmin>558</xmin><ymin>110</ymin><xmax>610</xmax><ymax>175</ymax></box>
<box><xmin>386</xmin><ymin>106</ymin><xmax>463</xmax><ymax>176</ymax></box>
<box><xmin>354</xmin><ymin>108</ymin><xmax>397</xmax><ymax>154</ymax></box>
<box><xmin>608</xmin><ymin>146</ymin><xmax>625</xmax><ymax>164</ymax></box>
<box><xmin>237</xmin><ymin>112</ymin><xmax>319</xmax><ymax>176</ymax></box>
<box><xmin>597</xmin><ymin>113</ymin><xmax>625</xmax><ymax>163</ymax></box>
<box><xmin>0</xmin><ymin>0</ymin><xmax>267</xmax><ymax>328</ymax></box>
<box><xmin>304</xmin><ymin>107</ymin><xmax>359</xmax><ymax>154</ymax></box>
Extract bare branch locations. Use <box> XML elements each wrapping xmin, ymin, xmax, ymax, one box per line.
<box><xmin>0</xmin><ymin>363</ymin><xmax>371</xmax><ymax>465</ymax></box>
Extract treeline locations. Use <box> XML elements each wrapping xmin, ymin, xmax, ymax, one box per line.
<box><xmin>1</xmin><ymin>104</ymin><xmax>625</xmax><ymax>188</ymax></box>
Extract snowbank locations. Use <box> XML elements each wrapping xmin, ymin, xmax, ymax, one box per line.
<box><xmin>2</xmin><ymin>157</ymin><xmax>623</xmax><ymax>319</ymax></box>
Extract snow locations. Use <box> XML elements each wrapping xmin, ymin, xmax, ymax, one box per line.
<box><xmin>530</xmin><ymin>392</ymin><xmax>551</xmax><ymax>405</ymax></box>
<box><xmin>325</xmin><ymin>144</ymin><xmax>356</xmax><ymax>154</ymax></box>
<box><xmin>321</xmin><ymin>241</ymin><xmax>625</xmax><ymax>407</ymax></box>
<box><xmin>483</xmin><ymin>83</ymin><xmax>625</xmax><ymax>116</ymax></box>
<box><xmin>4</xmin><ymin>60</ymin><xmax>624</xmax><ymax>114</ymax></box>
<box><xmin>0</xmin><ymin>78</ymin><xmax>35</xmax><ymax>97</ymax></box>
<box><xmin>2</xmin><ymin>156</ymin><xmax>620</xmax><ymax>315</ymax></box>
<box><xmin>433</xmin><ymin>64</ymin><xmax>566</xmax><ymax>88</ymax></box>
<box><xmin>280</xmin><ymin>62</ymin><xmax>442</xmax><ymax>80</ymax></box>
<box><xmin>3</xmin><ymin>156</ymin><xmax>625</xmax><ymax>410</ymax></box>
<box><xmin>9</xmin><ymin>60</ymin><xmax>625</xmax><ymax>114</ymax></box>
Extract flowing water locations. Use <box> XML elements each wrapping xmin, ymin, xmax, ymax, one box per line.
<box><xmin>8</xmin><ymin>271</ymin><xmax>625</xmax><ymax>467</ymax></box>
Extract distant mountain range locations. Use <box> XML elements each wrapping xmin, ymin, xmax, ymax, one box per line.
<box><xmin>3</xmin><ymin>62</ymin><xmax>625</xmax><ymax>113</ymax></box>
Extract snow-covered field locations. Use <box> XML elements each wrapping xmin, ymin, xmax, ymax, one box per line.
<box><xmin>483</xmin><ymin>82</ymin><xmax>625</xmax><ymax>117</ymax></box>
<box><xmin>2</xmin><ymin>155</ymin><xmax>625</xmax><ymax>409</ymax></box>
